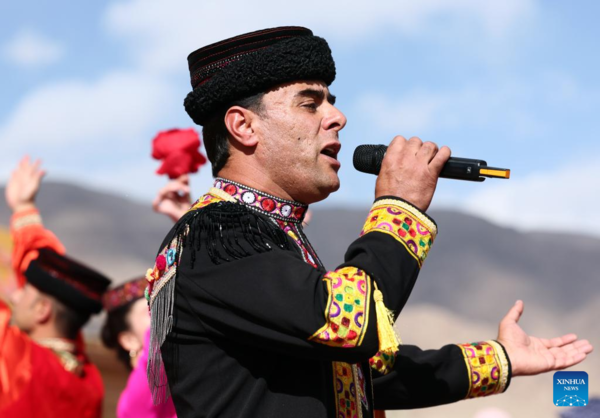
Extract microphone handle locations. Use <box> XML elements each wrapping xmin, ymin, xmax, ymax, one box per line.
<box><xmin>440</xmin><ymin>157</ymin><xmax>487</xmax><ymax>182</ymax></box>
<box><xmin>357</xmin><ymin>144</ymin><xmax>487</xmax><ymax>182</ymax></box>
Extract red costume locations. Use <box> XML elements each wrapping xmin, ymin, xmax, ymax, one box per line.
<box><xmin>0</xmin><ymin>208</ymin><xmax>105</xmax><ymax>418</ymax></box>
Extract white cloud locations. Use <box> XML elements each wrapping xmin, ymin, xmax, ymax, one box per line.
<box><xmin>0</xmin><ymin>71</ymin><xmax>173</xmax><ymax>150</ymax></box>
<box><xmin>0</xmin><ymin>70</ymin><xmax>179</xmax><ymax>195</ymax></box>
<box><xmin>461</xmin><ymin>157</ymin><xmax>600</xmax><ymax>235</ymax></box>
<box><xmin>2</xmin><ymin>28</ymin><xmax>65</xmax><ymax>68</ymax></box>
<box><xmin>103</xmin><ymin>0</ymin><xmax>537</xmax><ymax>75</ymax></box>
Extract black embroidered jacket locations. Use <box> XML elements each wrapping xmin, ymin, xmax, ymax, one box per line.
<box><xmin>146</xmin><ymin>179</ymin><xmax>511</xmax><ymax>418</ymax></box>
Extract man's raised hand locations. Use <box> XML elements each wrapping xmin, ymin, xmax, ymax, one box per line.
<box><xmin>152</xmin><ymin>175</ymin><xmax>192</xmax><ymax>223</ymax></box>
<box><xmin>497</xmin><ymin>300</ymin><xmax>593</xmax><ymax>376</ymax></box>
<box><xmin>375</xmin><ymin>136</ymin><xmax>451</xmax><ymax>212</ymax></box>
<box><xmin>5</xmin><ymin>156</ymin><xmax>46</xmax><ymax>213</ymax></box>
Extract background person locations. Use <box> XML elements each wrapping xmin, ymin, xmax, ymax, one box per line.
<box><xmin>1</xmin><ymin>156</ymin><xmax>111</xmax><ymax>417</ymax></box>
<box><xmin>102</xmin><ymin>276</ymin><xmax>177</xmax><ymax>418</ymax></box>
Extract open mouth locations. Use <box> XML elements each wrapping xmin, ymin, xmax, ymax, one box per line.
<box><xmin>320</xmin><ymin>142</ymin><xmax>341</xmax><ymax>160</ymax></box>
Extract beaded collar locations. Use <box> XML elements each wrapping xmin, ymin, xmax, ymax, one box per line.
<box><xmin>213</xmin><ymin>178</ymin><xmax>308</xmax><ymax>223</ymax></box>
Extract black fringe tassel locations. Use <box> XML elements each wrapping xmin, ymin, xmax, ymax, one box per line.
<box><xmin>174</xmin><ymin>202</ymin><xmax>290</xmax><ymax>266</ymax></box>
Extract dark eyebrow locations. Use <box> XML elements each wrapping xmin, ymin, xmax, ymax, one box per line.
<box><xmin>295</xmin><ymin>88</ymin><xmax>336</xmax><ymax>105</ymax></box>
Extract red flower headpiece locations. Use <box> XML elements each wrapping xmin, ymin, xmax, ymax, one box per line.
<box><xmin>151</xmin><ymin>128</ymin><xmax>207</xmax><ymax>179</ymax></box>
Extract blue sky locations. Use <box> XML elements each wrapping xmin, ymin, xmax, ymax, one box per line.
<box><xmin>1</xmin><ymin>0</ymin><xmax>600</xmax><ymax>235</ymax></box>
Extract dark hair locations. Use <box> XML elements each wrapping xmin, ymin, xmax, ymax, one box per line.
<box><xmin>101</xmin><ymin>300</ymin><xmax>137</xmax><ymax>371</ymax></box>
<box><xmin>202</xmin><ymin>92</ymin><xmax>265</xmax><ymax>177</ymax></box>
<box><xmin>52</xmin><ymin>298</ymin><xmax>91</xmax><ymax>340</ymax></box>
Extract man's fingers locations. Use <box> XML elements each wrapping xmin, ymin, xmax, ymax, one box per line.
<box><xmin>157</xmin><ymin>183</ymin><xmax>190</xmax><ymax>200</ymax></box>
<box><xmin>502</xmin><ymin>300</ymin><xmax>524</xmax><ymax>324</ymax></box>
<box><xmin>385</xmin><ymin>135</ymin><xmax>408</xmax><ymax>158</ymax></box>
<box><xmin>428</xmin><ymin>146</ymin><xmax>451</xmax><ymax>176</ymax></box>
<box><xmin>178</xmin><ymin>174</ymin><xmax>190</xmax><ymax>185</ymax></box>
<box><xmin>19</xmin><ymin>155</ymin><xmax>30</xmax><ymax>168</ymax></box>
<box><xmin>36</xmin><ymin>169</ymin><xmax>47</xmax><ymax>182</ymax></box>
<box><xmin>557</xmin><ymin>352</ymin><xmax>587</xmax><ymax>370</ymax></box>
<box><xmin>405</xmin><ymin>136</ymin><xmax>423</xmax><ymax>155</ymax></box>
<box><xmin>548</xmin><ymin>339</ymin><xmax>593</xmax><ymax>370</ymax></box>
<box><xmin>31</xmin><ymin>159</ymin><xmax>44</xmax><ymax>176</ymax></box>
<box><xmin>544</xmin><ymin>334</ymin><xmax>578</xmax><ymax>348</ymax></box>
<box><xmin>154</xmin><ymin>180</ymin><xmax>191</xmax><ymax>214</ymax></box>
<box><xmin>152</xmin><ymin>196</ymin><xmax>162</xmax><ymax>212</ymax></box>
<box><xmin>572</xmin><ymin>339</ymin><xmax>594</xmax><ymax>354</ymax></box>
<box><xmin>416</xmin><ymin>141</ymin><xmax>439</xmax><ymax>163</ymax></box>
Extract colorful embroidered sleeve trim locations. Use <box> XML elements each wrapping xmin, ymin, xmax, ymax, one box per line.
<box><xmin>457</xmin><ymin>340</ymin><xmax>509</xmax><ymax>399</ymax></box>
<box><xmin>10</xmin><ymin>209</ymin><xmax>43</xmax><ymax>231</ymax></box>
<box><xmin>373</xmin><ymin>197</ymin><xmax>437</xmax><ymax>232</ymax></box>
<box><xmin>369</xmin><ymin>350</ymin><xmax>396</xmax><ymax>375</ymax></box>
<box><xmin>309</xmin><ymin>267</ymin><xmax>372</xmax><ymax>348</ymax></box>
<box><xmin>488</xmin><ymin>340</ymin><xmax>510</xmax><ymax>392</ymax></box>
<box><xmin>360</xmin><ymin>199</ymin><xmax>436</xmax><ymax>267</ymax></box>
<box><xmin>333</xmin><ymin>362</ymin><xmax>368</xmax><ymax>418</ymax></box>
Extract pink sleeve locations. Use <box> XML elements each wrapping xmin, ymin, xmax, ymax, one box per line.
<box><xmin>117</xmin><ymin>328</ymin><xmax>177</xmax><ymax>418</ymax></box>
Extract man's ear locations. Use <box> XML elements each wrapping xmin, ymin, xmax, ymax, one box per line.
<box><xmin>34</xmin><ymin>297</ymin><xmax>53</xmax><ymax>325</ymax></box>
<box><xmin>224</xmin><ymin>106</ymin><xmax>259</xmax><ymax>148</ymax></box>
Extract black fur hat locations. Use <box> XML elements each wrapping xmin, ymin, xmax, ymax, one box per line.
<box><xmin>184</xmin><ymin>26</ymin><xmax>336</xmax><ymax>126</ymax></box>
<box><xmin>26</xmin><ymin>249</ymin><xmax>111</xmax><ymax>315</ymax></box>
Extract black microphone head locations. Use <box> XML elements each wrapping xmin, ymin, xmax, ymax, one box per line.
<box><xmin>353</xmin><ymin>144</ymin><xmax>387</xmax><ymax>175</ymax></box>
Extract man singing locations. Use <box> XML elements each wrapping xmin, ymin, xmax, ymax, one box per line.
<box><xmin>147</xmin><ymin>27</ymin><xmax>592</xmax><ymax>417</ymax></box>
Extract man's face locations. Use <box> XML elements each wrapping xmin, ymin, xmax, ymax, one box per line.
<box><xmin>9</xmin><ymin>283</ymin><xmax>44</xmax><ymax>334</ymax></box>
<box><xmin>253</xmin><ymin>80</ymin><xmax>347</xmax><ymax>204</ymax></box>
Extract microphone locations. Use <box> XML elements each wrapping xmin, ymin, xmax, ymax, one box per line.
<box><xmin>353</xmin><ymin>144</ymin><xmax>510</xmax><ymax>182</ymax></box>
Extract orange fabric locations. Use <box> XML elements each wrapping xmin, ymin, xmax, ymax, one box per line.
<box><xmin>10</xmin><ymin>208</ymin><xmax>65</xmax><ymax>288</ymax></box>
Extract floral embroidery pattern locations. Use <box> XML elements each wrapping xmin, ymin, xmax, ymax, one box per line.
<box><xmin>213</xmin><ymin>178</ymin><xmax>307</xmax><ymax>222</ymax></box>
<box><xmin>369</xmin><ymin>350</ymin><xmax>396</xmax><ymax>375</ymax></box>
<box><xmin>457</xmin><ymin>341</ymin><xmax>509</xmax><ymax>398</ymax></box>
<box><xmin>310</xmin><ymin>267</ymin><xmax>371</xmax><ymax>348</ymax></box>
<box><xmin>189</xmin><ymin>192</ymin><xmax>226</xmax><ymax>211</ymax></box>
<box><xmin>360</xmin><ymin>199</ymin><xmax>436</xmax><ymax>267</ymax></box>
<box><xmin>276</xmin><ymin>220</ymin><xmax>319</xmax><ymax>268</ymax></box>
<box><xmin>334</xmin><ymin>363</ymin><xmax>366</xmax><ymax>418</ymax></box>
<box><xmin>146</xmin><ymin>237</ymin><xmax>179</xmax><ymax>306</ymax></box>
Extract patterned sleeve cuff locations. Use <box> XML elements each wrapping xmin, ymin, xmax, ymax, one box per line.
<box><xmin>492</xmin><ymin>340</ymin><xmax>512</xmax><ymax>392</ymax></box>
<box><xmin>10</xmin><ymin>208</ymin><xmax>43</xmax><ymax>231</ymax></box>
<box><xmin>309</xmin><ymin>267</ymin><xmax>372</xmax><ymax>348</ymax></box>
<box><xmin>360</xmin><ymin>197</ymin><xmax>437</xmax><ymax>267</ymax></box>
<box><xmin>457</xmin><ymin>340</ymin><xmax>511</xmax><ymax>399</ymax></box>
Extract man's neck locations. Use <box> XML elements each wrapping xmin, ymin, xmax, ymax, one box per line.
<box><xmin>28</xmin><ymin>325</ymin><xmax>68</xmax><ymax>342</ymax></box>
